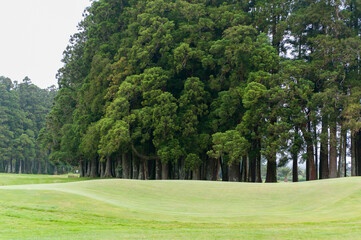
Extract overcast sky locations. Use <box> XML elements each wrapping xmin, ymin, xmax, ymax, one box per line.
<box><xmin>0</xmin><ymin>0</ymin><xmax>92</xmax><ymax>89</ymax></box>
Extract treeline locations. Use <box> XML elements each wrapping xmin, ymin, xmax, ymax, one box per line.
<box><xmin>0</xmin><ymin>76</ymin><xmax>57</xmax><ymax>174</ymax></box>
<box><xmin>41</xmin><ymin>0</ymin><xmax>361</xmax><ymax>182</ymax></box>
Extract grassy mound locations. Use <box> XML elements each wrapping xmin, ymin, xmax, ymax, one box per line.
<box><xmin>0</xmin><ymin>175</ymin><xmax>361</xmax><ymax>239</ymax></box>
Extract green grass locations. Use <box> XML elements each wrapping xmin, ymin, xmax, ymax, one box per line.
<box><xmin>0</xmin><ymin>175</ymin><xmax>361</xmax><ymax>239</ymax></box>
<box><xmin>0</xmin><ymin>173</ymin><xmax>90</xmax><ymax>186</ymax></box>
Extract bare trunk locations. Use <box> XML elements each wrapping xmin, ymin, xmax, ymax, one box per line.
<box><xmin>314</xmin><ymin>123</ymin><xmax>318</xmax><ymax>179</ymax></box>
<box><xmin>338</xmin><ymin>129</ymin><xmax>346</xmax><ymax>177</ymax></box>
<box><xmin>132</xmin><ymin>154</ymin><xmax>138</xmax><ymax>179</ymax></box>
<box><xmin>86</xmin><ymin>161</ymin><xmax>91</xmax><ymax>177</ymax></box>
<box><xmin>155</xmin><ymin>159</ymin><xmax>161</xmax><ymax>180</ymax></box>
<box><xmin>44</xmin><ymin>159</ymin><xmax>48</xmax><ymax>174</ymax></box>
<box><xmin>90</xmin><ymin>158</ymin><xmax>98</xmax><ymax>178</ymax></box>
<box><xmin>265</xmin><ymin>156</ymin><xmax>277</xmax><ymax>183</ymax></box>
<box><xmin>292</xmin><ymin>150</ymin><xmax>298</xmax><ymax>182</ymax></box>
<box><xmin>79</xmin><ymin>159</ymin><xmax>84</xmax><ymax>177</ymax></box>
<box><xmin>54</xmin><ymin>165</ymin><xmax>58</xmax><ymax>175</ymax></box>
<box><xmin>179</xmin><ymin>159</ymin><xmax>186</xmax><ymax>180</ymax></box>
<box><xmin>115</xmin><ymin>157</ymin><xmax>121</xmax><ymax>178</ymax></box>
<box><xmin>306</xmin><ymin>141</ymin><xmax>316</xmax><ymax>180</ymax></box>
<box><xmin>329</xmin><ymin>123</ymin><xmax>338</xmax><ymax>178</ymax></box>
<box><xmin>37</xmin><ymin>161</ymin><xmax>41</xmax><ymax>174</ymax></box>
<box><xmin>228</xmin><ymin>161</ymin><xmax>240</xmax><ymax>182</ymax></box>
<box><xmin>351</xmin><ymin>131</ymin><xmax>356</xmax><ymax>176</ymax></box>
<box><xmin>104</xmin><ymin>156</ymin><xmax>113</xmax><ymax>178</ymax></box>
<box><xmin>138</xmin><ymin>159</ymin><xmax>145</xmax><ymax>180</ymax></box>
<box><xmin>302</xmin><ymin>120</ymin><xmax>316</xmax><ymax>181</ymax></box>
<box><xmin>206</xmin><ymin>158</ymin><xmax>217</xmax><ymax>181</ymax></box>
<box><xmin>192</xmin><ymin>167</ymin><xmax>200</xmax><ymax>180</ymax></box>
<box><xmin>241</xmin><ymin>155</ymin><xmax>248</xmax><ymax>182</ymax></box>
<box><xmin>7</xmin><ymin>160</ymin><xmax>12</xmax><ymax>173</ymax></box>
<box><xmin>122</xmin><ymin>153</ymin><xmax>130</xmax><ymax>179</ymax></box>
<box><xmin>249</xmin><ymin>141</ymin><xmax>257</xmax><ymax>182</ymax></box>
<box><xmin>220</xmin><ymin>156</ymin><xmax>228</xmax><ymax>181</ymax></box>
<box><xmin>19</xmin><ymin>160</ymin><xmax>22</xmax><ymax>174</ymax></box>
<box><xmin>161</xmin><ymin>161</ymin><xmax>168</xmax><ymax>180</ymax></box>
<box><xmin>354</xmin><ymin>131</ymin><xmax>361</xmax><ymax>176</ymax></box>
<box><xmin>256</xmin><ymin>147</ymin><xmax>262</xmax><ymax>183</ymax></box>
<box><xmin>100</xmin><ymin>161</ymin><xmax>105</xmax><ymax>178</ymax></box>
<box><xmin>320</xmin><ymin>116</ymin><xmax>329</xmax><ymax>179</ymax></box>
<box><xmin>30</xmin><ymin>160</ymin><xmax>34</xmax><ymax>174</ymax></box>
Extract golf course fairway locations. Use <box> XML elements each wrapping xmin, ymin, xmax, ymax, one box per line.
<box><xmin>0</xmin><ymin>175</ymin><xmax>361</xmax><ymax>239</ymax></box>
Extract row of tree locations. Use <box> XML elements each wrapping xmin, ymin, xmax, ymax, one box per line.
<box><xmin>0</xmin><ymin>76</ymin><xmax>57</xmax><ymax>174</ymax></box>
<box><xmin>40</xmin><ymin>0</ymin><xmax>361</xmax><ymax>182</ymax></box>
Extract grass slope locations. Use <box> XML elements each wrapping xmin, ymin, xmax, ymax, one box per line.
<box><xmin>0</xmin><ymin>175</ymin><xmax>361</xmax><ymax>239</ymax></box>
<box><xmin>0</xmin><ymin>173</ymin><xmax>90</xmax><ymax>186</ymax></box>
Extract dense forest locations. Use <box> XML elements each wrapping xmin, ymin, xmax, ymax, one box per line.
<box><xmin>39</xmin><ymin>0</ymin><xmax>361</xmax><ymax>182</ymax></box>
<box><xmin>0</xmin><ymin>76</ymin><xmax>57</xmax><ymax>174</ymax></box>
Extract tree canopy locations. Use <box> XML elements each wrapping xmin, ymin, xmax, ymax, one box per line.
<box><xmin>40</xmin><ymin>0</ymin><xmax>361</xmax><ymax>182</ymax></box>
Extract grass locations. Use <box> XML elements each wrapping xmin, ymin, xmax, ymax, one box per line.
<box><xmin>0</xmin><ymin>175</ymin><xmax>361</xmax><ymax>239</ymax></box>
<box><xmin>0</xmin><ymin>173</ymin><xmax>90</xmax><ymax>186</ymax></box>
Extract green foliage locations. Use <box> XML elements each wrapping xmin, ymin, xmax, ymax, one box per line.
<box><xmin>43</xmin><ymin>0</ymin><xmax>361</xmax><ymax>181</ymax></box>
<box><xmin>0</xmin><ymin>77</ymin><xmax>56</xmax><ymax>173</ymax></box>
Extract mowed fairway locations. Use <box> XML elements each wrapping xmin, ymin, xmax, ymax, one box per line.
<box><xmin>0</xmin><ymin>175</ymin><xmax>361</xmax><ymax>239</ymax></box>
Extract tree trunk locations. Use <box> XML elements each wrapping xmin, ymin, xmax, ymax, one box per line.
<box><xmin>86</xmin><ymin>161</ymin><xmax>91</xmax><ymax>177</ymax></box>
<box><xmin>355</xmin><ymin>131</ymin><xmax>361</xmax><ymax>176</ymax></box>
<box><xmin>256</xmin><ymin>148</ymin><xmax>262</xmax><ymax>183</ymax></box>
<box><xmin>192</xmin><ymin>167</ymin><xmax>200</xmax><ymax>180</ymax></box>
<box><xmin>338</xmin><ymin>129</ymin><xmax>346</xmax><ymax>177</ymax></box>
<box><xmin>292</xmin><ymin>147</ymin><xmax>298</xmax><ymax>182</ymax></box>
<box><xmin>206</xmin><ymin>158</ymin><xmax>217</xmax><ymax>181</ymax></box>
<box><xmin>104</xmin><ymin>156</ymin><xmax>113</xmax><ymax>178</ymax></box>
<box><xmin>79</xmin><ymin>159</ymin><xmax>84</xmax><ymax>177</ymax></box>
<box><xmin>30</xmin><ymin>160</ymin><xmax>34</xmax><ymax>174</ymax></box>
<box><xmin>329</xmin><ymin>123</ymin><xmax>338</xmax><ymax>178</ymax></box>
<box><xmin>241</xmin><ymin>155</ymin><xmax>248</xmax><ymax>182</ymax></box>
<box><xmin>100</xmin><ymin>161</ymin><xmax>105</xmax><ymax>178</ymax></box>
<box><xmin>351</xmin><ymin>131</ymin><xmax>356</xmax><ymax>176</ymax></box>
<box><xmin>249</xmin><ymin>140</ymin><xmax>258</xmax><ymax>182</ymax></box>
<box><xmin>144</xmin><ymin>159</ymin><xmax>149</xmax><ymax>180</ymax></box>
<box><xmin>138</xmin><ymin>159</ymin><xmax>145</xmax><ymax>180</ymax></box>
<box><xmin>179</xmin><ymin>158</ymin><xmax>186</xmax><ymax>180</ymax></box>
<box><xmin>343</xmin><ymin>130</ymin><xmax>347</xmax><ymax>177</ymax></box>
<box><xmin>90</xmin><ymin>158</ymin><xmax>98</xmax><ymax>178</ymax></box>
<box><xmin>265</xmin><ymin>156</ymin><xmax>277</xmax><ymax>183</ymax></box>
<box><xmin>12</xmin><ymin>161</ymin><xmax>16</xmax><ymax>173</ymax></box>
<box><xmin>228</xmin><ymin>161</ymin><xmax>240</xmax><ymax>182</ymax></box>
<box><xmin>220</xmin><ymin>157</ymin><xmax>228</xmax><ymax>181</ymax></box>
<box><xmin>37</xmin><ymin>161</ymin><xmax>42</xmax><ymax>174</ymax></box>
<box><xmin>7</xmin><ymin>160</ymin><xmax>12</xmax><ymax>173</ymax></box>
<box><xmin>306</xmin><ymin>141</ymin><xmax>316</xmax><ymax>180</ymax></box>
<box><xmin>54</xmin><ymin>165</ymin><xmax>58</xmax><ymax>175</ymax></box>
<box><xmin>314</xmin><ymin>122</ymin><xmax>318</xmax><ymax>180</ymax></box>
<box><xmin>174</xmin><ymin>160</ymin><xmax>180</xmax><ymax>180</ymax></box>
<box><xmin>44</xmin><ymin>159</ymin><xmax>48</xmax><ymax>175</ymax></box>
<box><xmin>115</xmin><ymin>157</ymin><xmax>121</xmax><ymax>178</ymax></box>
<box><xmin>155</xmin><ymin>159</ymin><xmax>162</xmax><ymax>180</ymax></box>
<box><xmin>19</xmin><ymin>160</ymin><xmax>22</xmax><ymax>174</ymax></box>
<box><xmin>302</xmin><ymin>120</ymin><xmax>316</xmax><ymax>181</ymax></box>
<box><xmin>122</xmin><ymin>153</ymin><xmax>130</xmax><ymax>179</ymax></box>
<box><xmin>161</xmin><ymin>161</ymin><xmax>168</xmax><ymax>180</ymax></box>
<box><xmin>320</xmin><ymin>116</ymin><xmax>329</xmax><ymax>179</ymax></box>
<box><xmin>132</xmin><ymin>154</ymin><xmax>138</xmax><ymax>179</ymax></box>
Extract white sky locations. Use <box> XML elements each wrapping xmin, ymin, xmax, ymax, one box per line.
<box><xmin>0</xmin><ymin>0</ymin><xmax>92</xmax><ymax>89</ymax></box>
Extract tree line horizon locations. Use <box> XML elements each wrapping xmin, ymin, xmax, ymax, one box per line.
<box><xmin>0</xmin><ymin>76</ymin><xmax>57</xmax><ymax>174</ymax></box>
<box><xmin>2</xmin><ymin>0</ymin><xmax>361</xmax><ymax>182</ymax></box>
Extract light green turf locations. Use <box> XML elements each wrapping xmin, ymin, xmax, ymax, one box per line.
<box><xmin>0</xmin><ymin>175</ymin><xmax>361</xmax><ymax>239</ymax></box>
<box><xmin>0</xmin><ymin>173</ymin><xmax>90</xmax><ymax>186</ymax></box>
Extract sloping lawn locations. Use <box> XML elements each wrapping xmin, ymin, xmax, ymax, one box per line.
<box><xmin>0</xmin><ymin>174</ymin><xmax>361</xmax><ymax>239</ymax></box>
